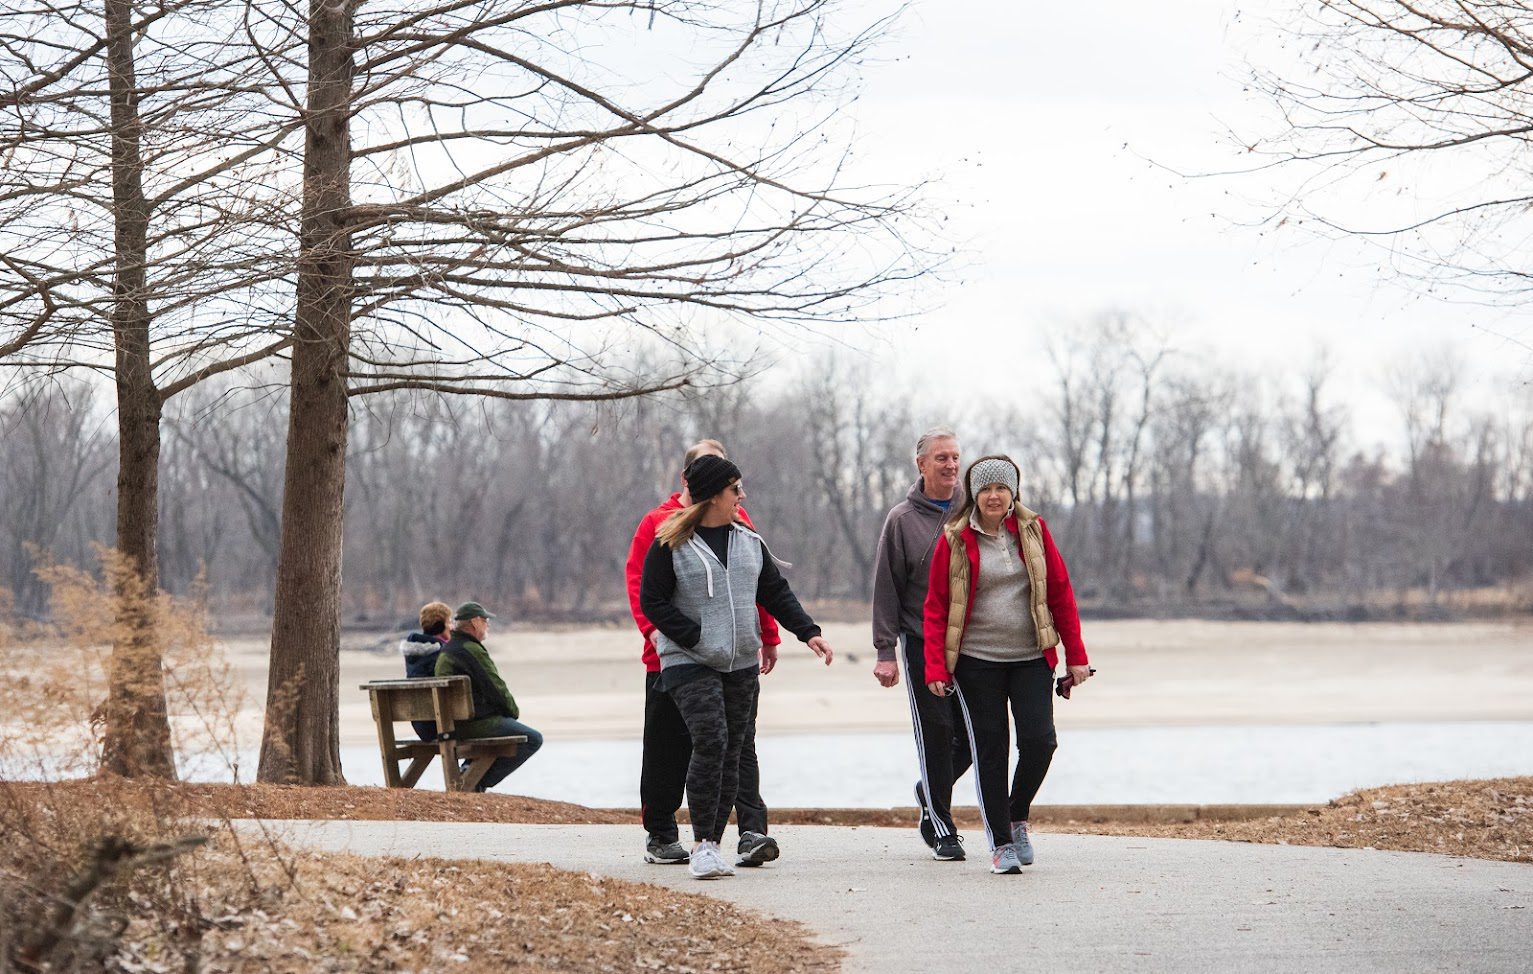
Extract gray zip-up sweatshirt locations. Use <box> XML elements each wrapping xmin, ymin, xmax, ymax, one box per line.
<box><xmin>871</xmin><ymin>479</ymin><xmax>958</xmax><ymax>661</ymax></box>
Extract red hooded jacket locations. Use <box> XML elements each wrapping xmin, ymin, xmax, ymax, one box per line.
<box><xmin>922</xmin><ymin>512</ymin><xmax>1088</xmax><ymax>685</ymax></box>
<box><xmin>626</xmin><ymin>493</ymin><xmax>783</xmax><ymax>672</ymax></box>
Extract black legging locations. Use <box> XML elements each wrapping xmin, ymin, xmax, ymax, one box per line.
<box><xmin>953</xmin><ymin>655</ymin><xmax>1057</xmax><ymax>850</ymax></box>
<box><xmin>668</xmin><ymin>668</ymin><xmax>759</xmax><ymax>843</ymax></box>
<box><xmin>641</xmin><ymin>672</ymin><xmax>768</xmax><ymax>843</ymax></box>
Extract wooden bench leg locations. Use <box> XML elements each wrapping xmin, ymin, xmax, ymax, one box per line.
<box><xmin>457</xmin><ymin>743</ymin><xmax>519</xmax><ymax>793</ymax></box>
<box><xmin>400</xmin><ymin>754</ymin><xmax>434</xmax><ymax>789</ymax></box>
<box><xmin>440</xmin><ymin>741</ymin><xmax>462</xmax><ymax>791</ymax></box>
<box><xmin>372</xmin><ymin>696</ymin><xmax>403</xmax><ymax>788</ymax></box>
<box><xmin>432</xmin><ymin>686</ymin><xmax>463</xmax><ymax>791</ymax></box>
<box><xmin>459</xmin><ymin>757</ymin><xmax>492</xmax><ymax>793</ymax></box>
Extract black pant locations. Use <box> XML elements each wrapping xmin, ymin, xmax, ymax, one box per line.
<box><xmin>641</xmin><ymin>671</ymin><xmax>768</xmax><ymax>843</ymax></box>
<box><xmin>901</xmin><ymin>633</ymin><xmax>972</xmax><ymax>838</ymax></box>
<box><xmin>668</xmin><ymin>668</ymin><xmax>760</xmax><ymax>844</ymax></box>
<box><xmin>952</xmin><ymin>654</ymin><xmax>1057</xmax><ymax>850</ymax></box>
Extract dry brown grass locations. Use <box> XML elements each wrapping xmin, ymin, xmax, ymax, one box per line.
<box><xmin>182</xmin><ymin>842</ymin><xmax>836</xmax><ymax>974</ymax></box>
<box><xmin>1</xmin><ymin>776</ymin><xmax>630</xmax><ymax>825</ymax></box>
<box><xmin>1044</xmin><ymin>777</ymin><xmax>1533</xmax><ymax>863</ymax></box>
<box><xmin>0</xmin><ymin>778</ymin><xmax>836</xmax><ymax>973</ymax></box>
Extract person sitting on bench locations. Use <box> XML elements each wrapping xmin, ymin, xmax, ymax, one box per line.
<box><xmin>401</xmin><ymin>600</ymin><xmax>453</xmax><ymax>741</ymax></box>
<box><xmin>435</xmin><ymin>601</ymin><xmax>543</xmax><ymax>792</ymax></box>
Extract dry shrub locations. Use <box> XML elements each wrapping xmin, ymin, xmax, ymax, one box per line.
<box><xmin>0</xmin><ymin>548</ymin><xmax>245</xmax><ymax>781</ymax></box>
<box><xmin>0</xmin><ymin>549</ymin><xmax>251</xmax><ymax>970</ymax></box>
<box><xmin>0</xmin><ymin>778</ymin><xmax>218</xmax><ymax>971</ymax></box>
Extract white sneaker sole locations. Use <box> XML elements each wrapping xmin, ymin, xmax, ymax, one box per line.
<box><xmin>645</xmin><ymin>852</ymin><xmax>689</xmax><ymax>865</ymax></box>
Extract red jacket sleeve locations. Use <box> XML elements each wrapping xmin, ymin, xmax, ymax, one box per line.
<box><xmin>626</xmin><ymin>512</ymin><xmax>660</xmax><ymax>640</ymax></box>
<box><xmin>1039</xmin><ymin>518</ymin><xmax>1088</xmax><ymax>667</ymax></box>
<box><xmin>922</xmin><ymin>532</ymin><xmax>954</xmax><ymax>684</ymax></box>
<box><xmin>737</xmin><ymin>506</ymin><xmax>783</xmax><ymax>647</ymax></box>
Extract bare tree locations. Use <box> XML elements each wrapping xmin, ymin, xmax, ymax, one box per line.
<box><xmin>1</xmin><ymin>0</ymin><xmax>301</xmax><ymax>775</ymax></box>
<box><xmin>256</xmin><ymin>0</ymin><xmax>930</xmax><ymax>783</ymax></box>
<box><xmin>1246</xmin><ymin>1</ymin><xmax>1533</xmax><ymax>309</ymax></box>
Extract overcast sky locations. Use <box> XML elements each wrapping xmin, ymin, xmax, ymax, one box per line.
<box><xmin>791</xmin><ymin>0</ymin><xmax>1532</xmax><ymax>448</ymax></box>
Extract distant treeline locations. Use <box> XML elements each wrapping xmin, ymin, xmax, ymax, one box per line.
<box><xmin>3</xmin><ymin>326</ymin><xmax>1530</xmax><ymax>625</ymax></box>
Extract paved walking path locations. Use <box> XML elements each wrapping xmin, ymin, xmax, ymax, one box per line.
<box><xmin>246</xmin><ymin>821</ymin><xmax>1532</xmax><ymax>973</ymax></box>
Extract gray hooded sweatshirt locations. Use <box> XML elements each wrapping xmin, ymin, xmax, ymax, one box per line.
<box><xmin>871</xmin><ymin>479</ymin><xmax>958</xmax><ymax>661</ymax></box>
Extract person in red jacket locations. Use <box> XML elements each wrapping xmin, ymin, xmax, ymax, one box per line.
<box><xmin>923</xmin><ymin>455</ymin><xmax>1092</xmax><ymax>874</ymax></box>
<box><xmin>626</xmin><ymin>439</ymin><xmax>783</xmax><ymax>868</ymax></box>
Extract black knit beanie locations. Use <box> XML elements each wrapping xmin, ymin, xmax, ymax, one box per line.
<box><xmin>684</xmin><ymin>454</ymin><xmax>742</xmax><ymax>504</ymax></box>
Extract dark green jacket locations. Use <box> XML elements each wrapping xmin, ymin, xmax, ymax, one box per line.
<box><xmin>435</xmin><ymin>632</ymin><xmax>520</xmax><ymax>737</ymax></box>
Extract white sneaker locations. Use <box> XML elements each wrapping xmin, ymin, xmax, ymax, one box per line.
<box><xmin>688</xmin><ymin>840</ymin><xmax>734</xmax><ymax>879</ymax></box>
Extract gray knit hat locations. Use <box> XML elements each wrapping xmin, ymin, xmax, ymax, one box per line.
<box><xmin>966</xmin><ymin>456</ymin><xmax>1019</xmax><ymax>497</ymax></box>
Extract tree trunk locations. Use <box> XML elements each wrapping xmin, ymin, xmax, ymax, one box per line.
<box><xmin>257</xmin><ymin>0</ymin><xmax>355</xmax><ymax>785</ymax></box>
<box><xmin>100</xmin><ymin>0</ymin><xmax>174</xmax><ymax>780</ymax></box>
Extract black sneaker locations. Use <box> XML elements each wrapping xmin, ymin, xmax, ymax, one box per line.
<box><xmin>644</xmin><ymin>838</ymin><xmax>689</xmax><ymax>864</ymax></box>
<box><xmin>915</xmin><ymin>783</ymin><xmax>936</xmax><ymax>850</ymax></box>
<box><xmin>933</xmin><ymin>834</ymin><xmax>965</xmax><ymax>861</ymax></box>
<box><xmin>735</xmin><ymin>831</ymin><xmax>780</xmax><ymax>867</ymax></box>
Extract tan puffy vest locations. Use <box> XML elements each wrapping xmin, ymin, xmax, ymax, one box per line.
<box><xmin>942</xmin><ymin>504</ymin><xmax>1060</xmax><ymax>674</ymax></box>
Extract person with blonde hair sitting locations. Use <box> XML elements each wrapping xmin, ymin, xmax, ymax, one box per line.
<box><xmin>400</xmin><ymin>600</ymin><xmax>453</xmax><ymax>740</ymax></box>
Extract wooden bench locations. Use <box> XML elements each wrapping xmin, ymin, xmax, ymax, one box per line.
<box><xmin>360</xmin><ymin>676</ymin><xmax>527</xmax><ymax>792</ymax></box>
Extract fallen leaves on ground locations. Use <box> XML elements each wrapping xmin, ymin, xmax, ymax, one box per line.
<box><xmin>185</xmin><ymin>841</ymin><xmax>838</xmax><ymax>974</ymax></box>
<box><xmin>0</xmin><ymin>779</ymin><xmax>836</xmax><ymax>974</ymax></box>
<box><xmin>1045</xmin><ymin>777</ymin><xmax>1533</xmax><ymax>863</ymax></box>
<box><xmin>1</xmin><ymin>777</ymin><xmax>631</xmax><ymax>824</ymax></box>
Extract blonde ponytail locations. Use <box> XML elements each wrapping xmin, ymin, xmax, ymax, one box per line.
<box><xmin>656</xmin><ymin>502</ymin><xmax>710</xmax><ymax>548</ymax></box>
<box><xmin>656</xmin><ymin>504</ymin><xmax>753</xmax><ymax>549</ymax></box>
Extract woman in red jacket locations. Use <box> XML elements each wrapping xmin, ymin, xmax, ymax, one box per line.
<box><xmin>923</xmin><ymin>455</ymin><xmax>1091</xmax><ymax>874</ymax></box>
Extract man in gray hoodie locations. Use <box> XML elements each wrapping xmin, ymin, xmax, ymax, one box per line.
<box><xmin>871</xmin><ymin>426</ymin><xmax>971</xmax><ymax>861</ymax></box>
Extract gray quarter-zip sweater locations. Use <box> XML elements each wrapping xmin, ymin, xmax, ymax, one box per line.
<box><xmin>871</xmin><ymin>479</ymin><xmax>959</xmax><ymax>661</ymax></box>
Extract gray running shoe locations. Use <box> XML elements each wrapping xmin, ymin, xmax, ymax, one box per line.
<box><xmin>1010</xmin><ymin>820</ymin><xmax>1035</xmax><ymax>865</ymax></box>
<box><xmin>688</xmin><ymin>840</ymin><xmax>734</xmax><ymax>879</ymax></box>
<box><xmin>932</xmin><ymin>834</ymin><xmax>965</xmax><ymax>861</ymax></box>
<box><xmin>991</xmin><ymin>843</ymin><xmax>1023</xmax><ymax>874</ymax></box>
<box><xmin>645</xmin><ymin>838</ymin><xmax>689</xmax><ymax>864</ymax></box>
<box><xmin>736</xmin><ymin>831</ymin><xmax>780</xmax><ymax>867</ymax></box>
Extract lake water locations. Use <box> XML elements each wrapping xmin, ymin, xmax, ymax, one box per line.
<box><xmin>176</xmin><ymin>720</ymin><xmax>1533</xmax><ymax>806</ymax></box>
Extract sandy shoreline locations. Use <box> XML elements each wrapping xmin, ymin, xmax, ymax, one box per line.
<box><xmin>206</xmin><ymin>618</ymin><xmax>1533</xmax><ymax>749</ymax></box>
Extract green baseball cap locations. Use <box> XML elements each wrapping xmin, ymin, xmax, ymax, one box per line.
<box><xmin>453</xmin><ymin>601</ymin><xmax>497</xmax><ymax>621</ymax></box>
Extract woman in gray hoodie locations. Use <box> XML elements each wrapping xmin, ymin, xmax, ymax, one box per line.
<box><xmin>639</xmin><ymin>454</ymin><xmax>833</xmax><ymax>879</ymax></box>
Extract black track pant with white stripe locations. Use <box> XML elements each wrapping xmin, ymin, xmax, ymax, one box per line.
<box><xmin>953</xmin><ymin>654</ymin><xmax>1058</xmax><ymax>850</ymax></box>
<box><xmin>901</xmin><ymin>633</ymin><xmax>972</xmax><ymax>839</ymax></box>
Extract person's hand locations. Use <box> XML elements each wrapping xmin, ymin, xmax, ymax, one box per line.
<box><xmin>1067</xmin><ymin>664</ymin><xmax>1092</xmax><ymax>688</ymax></box>
<box><xmin>646</xmin><ymin>630</ymin><xmax>658</xmax><ymax>649</ymax></box>
<box><xmin>926</xmin><ymin>680</ymin><xmax>951</xmax><ymax>697</ymax></box>
<box><xmin>759</xmin><ymin>642</ymin><xmax>779</xmax><ymax>675</ymax></box>
<box><xmin>806</xmin><ymin>636</ymin><xmax>834</xmax><ymax>665</ymax></box>
<box><xmin>873</xmin><ymin>659</ymin><xmax>899</xmax><ymax>688</ymax></box>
